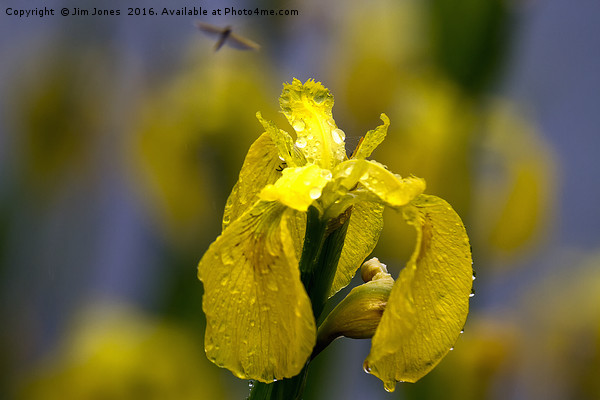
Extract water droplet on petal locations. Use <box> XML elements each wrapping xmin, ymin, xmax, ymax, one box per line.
<box><xmin>314</xmin><ymin>93</ymin><xmax>326</xmax><ymax>104</ymax></box>
<box><xmin>362</xmin><ymin>360</ymin><xmax>371</xmax><ymax>374</ymax></box>
<box><xmin>320</xmin><ymin>170</ymin><xmax>332</xmax><ymax>180</ymax></box>
<box><xmin>327</xmin><ymin>118</ymin><xmax>336</xmax><ymax>127</ymax></box>
<box><xmin>331</xmin><ymin>128</ymin><xmax>345</xmax><ymax>144</ymax></box>
<box><xmin>295</xmin><ymin>137</ymin><xmax>307</xmax><ymax>149</ymax></box>
<box><xmin>279</xmin><ymin>155</ymin><xmax>286</xmax><ymax>161</ymax></box>
<box><xmin>309</xmin><ymin>187</ymin><xmax>322</xmax><ymax>199</ymax></box>
<box><xmin>384</xmin><ymin>381</ymin><xmax>396</xmax><ymax>392</ymax></box>
<box><xmin>449</xmin><ymin>347</ymin><xmax>454</xmax><ymax>351</ymax></box>
<box><xmin>248</xmin><ymin>380</ymin><xmax>254</xmax><ymax>389</ymax></box>
<box><xmin>292</xmin><ymin>119</ymin><xmax>305</xmax><ymax>132</ymax></box>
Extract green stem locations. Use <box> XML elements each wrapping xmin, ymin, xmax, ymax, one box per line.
<box><xmin>247</xmin><ymin>365</ymin><xmax>309</xmax><ymax>400</ymax></box>
<box><xmin>249</xmin><ymin>205</ymin><xmax>350</xmax><ymax>400</ymax></box>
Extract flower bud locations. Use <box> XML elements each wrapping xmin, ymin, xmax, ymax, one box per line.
<box><xmin>313</xmin><ymin>258</ymin><xmax>394</xmax><ymax>358</ymax></box>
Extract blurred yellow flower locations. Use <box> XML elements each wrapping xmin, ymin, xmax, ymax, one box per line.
<box><xmin>18</xmin><ymin>303</ymin><xmax>224</xmax><ymax>400</ymax></box>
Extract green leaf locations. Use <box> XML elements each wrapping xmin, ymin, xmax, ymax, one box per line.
<box><xmin>364</xmin><ymin>194</ymin><xmax>472</xmax><ymax>391</ymax></box>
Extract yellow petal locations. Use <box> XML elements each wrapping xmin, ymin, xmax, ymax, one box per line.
<box><xmin>359</xmin><ymin>160</ymin><xmax>426</xmax><ymax>208</ymax></box>
<box><xmin>333</xmin><ymin>159</ymin><xmax>426</xmax><ymax>208</ymax></box>
<box><xmin>198</xmin><ymin>201</ymin><xmax>316</xmax><ymax>382</ymax></box>
<box><xmin>365</xmin><ymin>195</ymin><xmax>473</xmax><ymax>391</ymax></box>
<box><xmin>279</xmin><ymin>78</ymin><xmax>346</xmax><ymax>168</ymax></box>
<box><xmin>352</xmin><ymin>113</ymin><xmax>390</xmax><ymax>159</ymax></box>
<box><xmin>222</xmin><ymin>132</ymin><xmax>283</xmax><ymax>230</ymax></box>
<box><xmin>256</xmin><ymin>112</ymin><xmax>305</xmax><ymax>168</ymax></box>
<box><xmin>259</xmin><ymin>164</ymin><xmax>332</xmax><ymax>212</ymax></box>
<box><xmin>328</xmin><ymin>201</ymin><xmax>384</xmax><ymax>297</ymax></box>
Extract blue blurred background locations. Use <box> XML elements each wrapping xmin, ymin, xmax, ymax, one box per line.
<box><xmin>1</xmin><ymin>0</ymin><xmax>599</xmax><ymax>399</ymax></box>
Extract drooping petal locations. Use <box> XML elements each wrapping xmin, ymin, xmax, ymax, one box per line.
<box><xmin>222</xmin><ymin>132</ymin><xmax>284</xmax><ymax>230</ymax></box>
<box><xmin>328</xmin><ymin>201</ymin><xmax>385</xmax><ymax>297</ymax></box>
<box><xmin>364</xmin><ymin>195</ymin><xmax>473</xmax><ymax>391</ymax></box>
<box><xmin>359</xmin><ymin>160</ymin><xmax>426</xmax><ymax>208</ymax></box>
<box><xmin>259</xmin><ymin>164</ymin><xmax>332</xmax><ymax>212</ymax></box>
<box><xmin>198</xmin><ymin>201</ymin><xmax>316</xmax><ymax>382</ymax></box>
<box><xmin>279</xmin><ymin>78</ymin><xmax>347</xmax><ymax>168</ymax></box>
<box><xmin>332</xmin><ymin>159</ymin><xmax>426</xmax><ymax>209</ymax></box>
<box><xmin>351</xmin><ymin>114</ymin><xmax>390</xmax><ymax>159</ymax></box>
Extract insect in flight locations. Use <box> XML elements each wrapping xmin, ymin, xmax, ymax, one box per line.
<box><xmin>194</xmin><ymin>21</ymin><xmax>261</xmax><ymax>51</ymax></box>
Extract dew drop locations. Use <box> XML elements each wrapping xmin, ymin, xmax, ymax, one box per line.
<box><xmin>331</xmin><ymin>128</ymin><xmax>345</xmax><ymax>144</ymax></box>
<box><xmin>292</xmin><ymin>119</ymin><xmax>305</xmax><ymax>132</ymax></box>
<box><xmin>248</xmin><ymin>380</ymin><xmax>254</xmax><ymax>389</ymax></box>
<box><xmin>449</xmin><ymin>347</ymin><xmax>454</xmax><ymax>351</ymax></box>
<box><xmin>278</xmin><ymin>155</ymin><xmax>286</xmax><ymax>161</ymax></box>
<box><xmin>309</xmin><ymin>187</ymin><xmax>322</xmax><ymax>199</ymax></box>
<box><xmin>469</xmin><ymin>292</ymin><xmax>475</xmax><ymax>298</ymax></box>
<box><xmin>320</xmin><ymin>170</ymin><xmax>333</xmax><ymax>180</ymax></box>
<box><xmin>460</xmin><ymin>329</ymin><xmax>465</xmax><ymax>334</ymax></box>
<box><xmin>362</xmin><ymin>360</ymin><xmax>371</xmax><ymax>374</ymax></box>
<box><xmin>295</xmin><ymin>137</ymin><xmax>307</xmax><ymax>149</ymax></box>
<box><xmin>327</xmin><ymin>118</ymin><xmax>336</xmax><ymax>127</ymax></box>
<box><xmin>383</xmin><ymin>382</ymin><xmax>396</xmax><ymax>392</ymax></box>
<box><xmin>314</xmin><ymin>93</ymin><xmax>326</xmax><ymax>104</ymax></box>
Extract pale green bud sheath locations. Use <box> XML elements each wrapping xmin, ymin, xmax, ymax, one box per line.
<box><xmin>313</xmin><ymin>258</ymin><xmax>394</xmax><ymax>358</ymax></box>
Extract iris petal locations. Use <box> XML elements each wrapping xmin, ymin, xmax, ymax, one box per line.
<box><xmin>352</xmin><ymin>113</ymin><xmax>390</xmax><ymax>160</ymax></box>
<box><xmin>222</xmin><ymin>132</ymin><xmax>283</xmax><ymax>230</ymax></box>
<box><xmin>328</xmin><ymin>201</ymin><xmax>384</xmax><ymax>297</ymax></box>
<box><xmin>279</xmin><ymin>79</ymin><xmax>346</xmax><ymax>168</ymax></box>
<box><xmin>259</xmin><ymin>165</ymin><xmax>332</xmax><ymax>212</ymax></box>
<box><xmin>198</xmin><ymin>201</ymin><xmax>316</xmax><ymax>382</ymax></box>
<box><xmin>365</xmin><ymin>195</ymin><xmax>473</xmax><ymax>391</ymax></box>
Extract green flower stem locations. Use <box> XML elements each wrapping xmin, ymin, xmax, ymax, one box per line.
<box><xmin>249</xmin><ymin>206</ymin><xmax>350</xmax><ymax>400</ymax></box>
<box><xmin>248</xmin><ymin>365</ymin><xmax>309</xmax><ymax>400</ymax></box>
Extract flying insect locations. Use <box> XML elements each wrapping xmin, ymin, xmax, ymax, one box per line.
<box><xmin>195</xmin><ymin>21</ymin><xmax>261</xmax><ymax>51</ymax></box>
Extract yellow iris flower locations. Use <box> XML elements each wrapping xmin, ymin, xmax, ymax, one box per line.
<box><xmin>197</xmin><ymin>78</ymin><xmax>473</xmax><ymax>393</ymax></box>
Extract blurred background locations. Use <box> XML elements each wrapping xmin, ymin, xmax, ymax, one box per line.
<box><xmin>1</xmin><ymin>0</ymin><xmax>599</xmax><ymax>399</ymax></box>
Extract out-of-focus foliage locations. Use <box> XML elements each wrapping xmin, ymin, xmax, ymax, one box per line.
<box><xmin>130</xmin><ymin>45</ymin><xmax>282</xmax><ymax>250</ymax></box>
<box><xmin>404</xmin><ymin>250</ymin><xmax>600</xmax><ymax>400</ymax></box>
<box><xmin>326</xmin><ymin>0</ymin><xmax>554</xmax><ymax>265</ymax></box>
<box><xmin>472</xmin><ymin>100</ymin><xmax>556</xmax><ymax>259</ymax></box>
<box><xmin>426</xmin><ymin>0</ymin><xmax>509</xmax><ymax>94</ymax></box>
<box><xmin>514</xmin><ymin>251</ymin><xmax>600</xmax><ymax>400</ymax></box>
<box><xmin>404</xmin><ymin>317</ymin><xmax>519</xmax><ymax>400</ymax></box>
<box><xmin>10</xmin><ymin>48</ymin><xmax>112</xmax><ymax>201</ymax></box>
<box><xmin>17</xmin><ymin>303</ymin><xmax>225</xmax><ymax>400</ymax></box>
